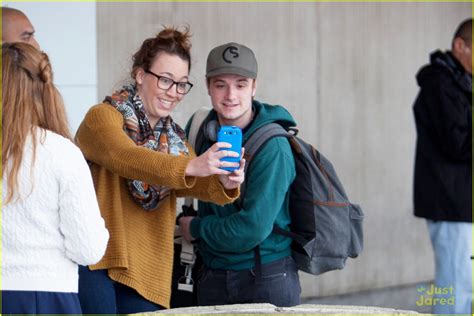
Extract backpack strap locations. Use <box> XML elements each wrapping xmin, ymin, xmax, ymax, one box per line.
<box><xmin>187</xmin><ymin>107</ymin><xmax>212</xmax><ymax>152</ymax></box>
<box><xmin>242</xmin><ymin>123</ymin><xmax>290</xmax><ymax>172</ymax></box>
<box><xmin>184</xmin><ymin>107</ymin><xmax>212</xmax><ymax>208</ymax></box>
<box><xmin>236</xmin><ymin>123</ymin><xmax>298</xmax><ymax>278</ymax></box>
<box><xmin>272</xmin><ymin>225</ymin><xmax>315</xmax><ymax>256</ymax></box>
<box><xmin>176</xmin><ymin>107</ymin><xmax>211</xmax><ymax>293</ymax></box>
<box><xmin>241</xmin><ymin>124</ymin><xmax>325</xmax><ymax>258</ymax></box>
<box><xmin>242</xmin><ymin>126</ymin><xmax>316</xmax><ymax>254</ymax></box>
<box><xmin>236</xmin><ymin>123</ymin><xmax>292</xmax><ymax>208</ymax></box>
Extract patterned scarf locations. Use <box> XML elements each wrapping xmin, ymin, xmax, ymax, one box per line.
<box><xmin>105</xmin><ymin>84</ymin><xmax>189</xmax><ymax>210</ymax></box>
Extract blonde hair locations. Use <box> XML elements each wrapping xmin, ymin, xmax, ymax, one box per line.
<box><xmin>2</xmin><ymin>43</ymin><xmax>72</xmax><ymax>204</ymax></box>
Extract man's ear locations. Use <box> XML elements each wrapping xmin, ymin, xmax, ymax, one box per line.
<box><xmin>452</xmin><ymin>37</ymin><xmax>466</xmax><ymax>54</ymax></box>
<box><xmin>252</xmin><ymin>79</ymin><xmax>257</xmax><ymax>97</ymax></box>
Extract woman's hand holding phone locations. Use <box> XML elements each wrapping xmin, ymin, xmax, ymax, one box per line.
<box><xmin>185</xmin><ymin>142</ymin><xmax>241</xmax><ymax>177</ymax></box>
<box><xmin>218</xmin><ymin>148</ymin><xmax>245</xmax><ymax>189</ymax></box>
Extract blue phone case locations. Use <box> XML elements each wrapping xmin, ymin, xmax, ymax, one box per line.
<box><xmin>217</xmin><ymin>126</ymin><xmax>242</xmax><ymax>171</ymax></box>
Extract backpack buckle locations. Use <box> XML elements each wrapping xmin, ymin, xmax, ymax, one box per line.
<box><xmin>288</xmin><ymin>126</ymin><xmax>299</xmax><ymax>136</ymax></box>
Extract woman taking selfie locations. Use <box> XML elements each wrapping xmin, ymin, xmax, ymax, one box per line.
<box><xmin>75</xmin><ymin>26</ymin><xmax>244</xmax><ymax>313</ymax></box>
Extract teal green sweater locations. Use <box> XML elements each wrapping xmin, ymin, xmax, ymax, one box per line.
<box><xmin>186</xmin><ymin>101</ymin><xmax>296</xmax><ymax>270</ymax></box>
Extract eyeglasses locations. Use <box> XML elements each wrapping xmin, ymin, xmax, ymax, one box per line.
<box><xmin>144</xmin><ymin>69</ymin><xmax>193</xmax><ymax>95</ymax></box>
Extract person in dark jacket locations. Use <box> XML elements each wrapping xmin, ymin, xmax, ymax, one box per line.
<box><xmin>413</xmin><ymin>18</ymin><xmax>472</xmax><ymax>315</ymax></box>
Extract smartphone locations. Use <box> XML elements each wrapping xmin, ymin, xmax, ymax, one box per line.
<box><xmin>217</xmin><ymin>126</ymin><xmax>242</xmax><ymax>172</ymax></box>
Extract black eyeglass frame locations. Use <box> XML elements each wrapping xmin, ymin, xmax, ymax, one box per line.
<box><xmin>144</xmin><ymin>69</ymin><xmax>194</xmax><ymax>95</ymax></box>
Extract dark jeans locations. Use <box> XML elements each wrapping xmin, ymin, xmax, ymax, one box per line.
<box><xmin>1</xmin><ymin>290</ymin><xmax>82</xmax><ymax>314</ymax></box>
<box><xmin>78</xmin><ymin>265</ymin><xmax>163</xmax><ymax>314</ymax></box>
<box><xmin>197</xmin><ymin>256</ymin><xmax>301</xmax><ymax>307</ymax></box>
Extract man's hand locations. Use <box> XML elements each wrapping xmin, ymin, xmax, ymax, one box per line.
<box><xmin>179</xmin><ymin>216</ymin><xmax>196</xmax><ymax>242</ymax></box>
<box><xmin>219</xmin><ymin>150</ymin><xmax>246</xmax><ymax>189</ymax></box>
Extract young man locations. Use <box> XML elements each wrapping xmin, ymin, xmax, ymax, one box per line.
<box><xmin>179</xmin><ymin>42</ymin><xmax>300</xmax><ymax>307</ymax></box>
<box><xmin>2</xmin><ymin>7</ymin><xmax>39</xmax><ymax>49</ymax></box>
<box><xmin>413</xmin><ymin>18</ymin><xmax>472</xmax><ymax>314</ymax></box>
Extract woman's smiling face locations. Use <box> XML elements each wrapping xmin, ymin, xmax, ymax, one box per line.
<box><xmin>136</xmin><ymin>52</ymin><xmax>190</xmax><ymax>128</ymax></box>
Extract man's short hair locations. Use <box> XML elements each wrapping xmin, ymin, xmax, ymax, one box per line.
<box><xmin>453</xmin><ymin>18</ymin><xmax>472</xmax><ymax>44</ymax></box>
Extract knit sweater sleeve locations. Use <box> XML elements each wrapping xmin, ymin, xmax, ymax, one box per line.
<box><xmin>176</xmin><ymin>175</ymin><xmax>239</xmax><ymax>205</ymax></box>
<box><xmin>175</xmin><ymin>144</ymin><xmax>239</xmax><ymax>205</ymax></box>
<box><xmin>55</xmin><ymin>138</ymin><xmax>109</xmax><ymax>265</ymax></box>
<box><xmin>75</xmin><ymin>104</ymin><xmax>196</xmax><ymax>189</ymax></box>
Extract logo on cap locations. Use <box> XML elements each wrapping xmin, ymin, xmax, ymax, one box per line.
<box><xmin>222</xmin><ymin>46</ymin><xmax>239</xmax><ymax>64</ymax></box>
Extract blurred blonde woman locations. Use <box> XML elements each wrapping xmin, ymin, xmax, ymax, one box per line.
<box><xmin>1</xmin><ymin>42</ymin><xmax>109</xmax><ymax>314</ymax></box>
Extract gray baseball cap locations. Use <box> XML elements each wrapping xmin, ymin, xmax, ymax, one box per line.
<box><xmin>206</xmin><ymin>42</ymin><xmax>258</xmax><ymax>79</ymax></box>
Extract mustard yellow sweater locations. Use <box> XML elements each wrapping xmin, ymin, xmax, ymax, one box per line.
<box><xmin>75</xmin><ymin>104</ymin><xmax>238</xmax><ymax>308</ymax></box>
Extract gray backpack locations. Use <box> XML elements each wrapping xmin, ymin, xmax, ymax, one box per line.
<box><xmin>240</xmin><ymin>123</ymin><xmax>364</xmax><ymax>275</ymax></box>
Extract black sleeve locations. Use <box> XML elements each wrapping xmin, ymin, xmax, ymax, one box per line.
<box><xmin>417</xmin><ymin>73</ymin><xmax>472</xmax><ymax>161</ymax></box>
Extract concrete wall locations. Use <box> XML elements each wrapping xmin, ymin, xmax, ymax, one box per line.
<box><xmin>95</xmin><ymin>2</ymin><xmax>471</xmax><ymax>299</ymax></box>
<box><xmin>4</xmin><ymin>2</ymin><xmax>97</xmax><ymax>134</ymax></box>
